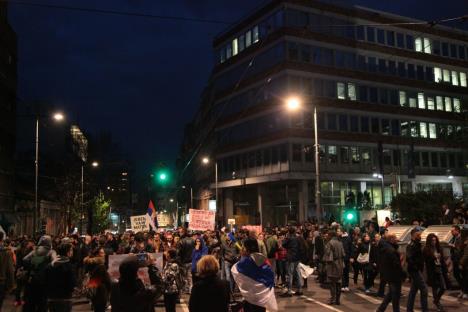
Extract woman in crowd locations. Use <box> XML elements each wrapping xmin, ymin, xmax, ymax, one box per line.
<box><xmin>424</xmin><ymin>233</ymin><xmax>448</xmax><ymax>312</ymax></box>
<box><xmin>189</xmin><ymin>255</ymin><xmax>231</xmax><ymax>312</ymax></box>
<box><xmin>191</xmin><ymin>236</ymin><xmax>208</xmax><ymax>285</ymax></box>
<box><xmin>162</xmin><ymin>249</ymin><xmax>181</xmax><ymax>312</ymax></box>
<box><xmin>84</xmin><ymin>247</ymin><xmax>106</xmax><ymax>274</ymax></box>
<box><xmin>355</xmin><ymin>233</ymin><xmax>377</xmax><ymax>293</ymax></box>
<box><xmin>276</xmin><ymin>233</ymin><xmax>288</xmax><ymax>287</ymax></box>
<box><xmin>88</xmin><ymin>264</ymin><xmax>111</xmax><ymax>312</ymax></box>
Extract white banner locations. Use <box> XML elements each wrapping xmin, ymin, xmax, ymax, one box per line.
<box><xmin>130</xmin><ymin>215</ymin><xmax>150</xmax><ymax>232</ymax></box>
<box><xmin>188</xmin><ymin>209</ymin><xmax>215</xmax><ymax>231</ymax></box>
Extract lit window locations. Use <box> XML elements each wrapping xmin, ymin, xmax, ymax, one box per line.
<box><xmin>409</xmin><ymin>97</ymin><xmax>417</xmax><ymax>108</ymax></box>
<box><xmin>399</xmin><ymin>91</ymin><xmax>406</xmax><ymax>106</ymax></box>
<box><xmin>351</xmin><ymin>147</ymin><xmax>360</xmax><ymax>164</ymax></box>
<box><xmin>245</xmin><ymin>30</ymin><xmax>252</xmax><ymax>47</ymax></box>
<box><xmin>239</xmin><ymin>34</ymin><xmax>245</xmax><ymax>52</ymax></box>
<box><xmin>410</xmin><ymin>121</ymin><xmax>418</xmax><ymax>137</ymax></box>
<box><xmin>226</xmin><ymin>43</ymin><xmax>232</xmax><ymax>58</ymax></box>
<box><xmin>232</xmin><ymin>38</ymin><xmax>238</xmax><ymax>56</ymax></box>
<box><xmin>451</xmin><ymin>71</ymin><xmax>459</xmax><ymax>86</ymax></box>
<box><xmin>328</xmin><ymin>145</ymin><xmax>337</xmax><ymax>164</ymax></box>
<box><xmin>423</xmin><ymin>38</ymin><xmax>432</xmax><ymax>54</ymax></box>
<box><xmin>434</xmin><ymin>67</ymin><xmax>442</xmax><ymax>82</ymax></box>
<box><xmin>337</xmin><ymin>82</ymin><xmax>346</xmax><ymax>99</ymax></box>
<box><xmin>453</xmin><ymin>98</ymin><xmax>461</xmax><ymax>112</ymax></box>
<box><xmin>460</xmin><ymin>72</ymin><xmax>467</xmax><ymax>87</ymax></box>
<box><xmin>418</xmin><ymin>92</ymin><xmax>425</xmax><ymax>109</ymax></box>
<box><xmin>253</xmin><ymin>26</ymin><xmax>259</xmax><ymax>43</ymax></box>
<box><xmin>436</xmin><ymin>96</ymin><xmax>444</xmax><ymax>110</ymax></box>
<box><xmin>443</xmin><ymin>69</ymin><xmax>450</xmax><ymax>82</ymax></box>
<box><xmin>427</xmin><ymin>97</ymin><xmax>435</xmax><ymax>110</ymax></box>
<box><xmin>419</xmin><ymin>123</ymin><xmax>428</xmax><ymax>138</ymax></box>
<box><xmin>220</xmin><ymin>48</ymin><xmax>225</xmax><ymax>63</ymax></box>
<box><xmin>444</xmin><ymin>97</ymin><xmax>452</xmax><ymax>112</ymax></box>
<box><xmin>347</xmin><ymin>83</ymin><xmax>356</xmax><ymax>100</ymax></box>
<box><xmin>415</xmin><ymin>37</ymin><xmax>423</xmax><ymax>52</ymax></box>
<box><xmin>429</xmin><ymin>123</ymin><xmax>437</xmax><ymax>139</ymax></box>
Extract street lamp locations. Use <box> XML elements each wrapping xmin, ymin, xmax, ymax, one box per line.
<box><xmin>34</xmin><ymin>112</ymin><xmax>65</xmax><ymax>234</ymax></box>
<box><xmin>285</xmin><ymin>96</ymin><xmax>322</xmax><ymax>220</ymax></box>
<box><xmin>201</xmin><ymin>157</ymin><xmax>218</xmax><ymax>213</ymax></box>
<box><xmin>91</xmin><ymin>161</ymin><xmax>99</xmax><ymax>167</ymax></box>
<box><xmin>373</xmin><ymin>173</ymin><xmax>385</xmax><ymax>208</ymax></box>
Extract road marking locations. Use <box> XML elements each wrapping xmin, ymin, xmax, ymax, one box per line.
<box><xmin>300</xmin><ymin>295</ymin><xmax>346</xmax><ymax>312</ymax></box>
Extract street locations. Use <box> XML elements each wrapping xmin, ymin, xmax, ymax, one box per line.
<box><xmin>2</xmin><ymin>277</ymin><xmax>466</xmax><ymax>312</ymax></box>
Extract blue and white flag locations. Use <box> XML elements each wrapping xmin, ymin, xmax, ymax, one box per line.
<box><xmin>231</xmin><ymin>254</ymin><xmax>278</xmax><ymax>311</ymax></box>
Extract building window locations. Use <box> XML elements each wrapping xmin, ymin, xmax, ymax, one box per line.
<box><xmin>453</xmin><ymin>98</ymin><xmax>461</xmax><ymax>113</ymax></box>
<box><xmin>440</xmin><ymin>153</ymin><xmax>447</xmax><ymax>167</ymax></box>
<box><xmin>264</xmin><ymin>148</ymin><xmax>271</xmax><ymax>165</ymax></box>
<box><xmin>452</xmin><ymin>71</ymin><xmax>459</xmax><ymax>86</ymax></box>
<box><xmin>434</xmin><ymin>67</ymin><xmax>442</xmax><ymax>82</ymax></box>
<box><xmin>401</xmin><ymin>121</ymin><xmax>409</xmax><ymax>136</ymax></box>
<box><xmin>328</xmin><ymin>113</ymin><xmax>337</xmax><ymax>130</ymax></box>
<box><xmin>396</xmin><ymin>33</ymin><xmax>404</xmax><ymax>48</ymax></box>
<box><xmin>339</xmin><ymin>114</ymin><xmax>348</xmax><ymax>131</ymax></box>
<box><xmin>293</xmin><ymin>144</ymin><xmax>302</xmax><ymax>162</ymax></box>
<box><xmin>351</xmin><ymin>147</ymin><xmax>360</xmax><ymax>163</ymax></box>
<box><xmin>409</xmin><ymin>96</ymin><xmax>417</xmax><ymax>108</ymax></box>
<box><xmin>367</xmin><ymin>27</ymin><xmax>375</xmax><ymax>42</ymax></box>
<box><xmin>460</xmin><ymin>72</ymin><xmax>467</xmax><ymax>87</ymax></box>
<box><xmin>417</xmin><ymin>93</ymin><xmax>425</xmax><ymax>109</ymax></box>
<box><xmin>406</xmin><ymin>34</ymin><xmax>414</xmax><ymax>50</ymax></box>
<box><xmin>337</xmin><ymin>82</ymin><xmax>346</xmax><ymax>99</ymax></box>
<box><xmin>424</xmin><ymin>38</ymin><xmax>432</xmax><ymax>53</ymax></box>
<box><xmin>232</xmin><ymin>38</ymin><xmax>238</xmax><ymax>56</ymax></box>
<box><xmin>429</xmin><ymin>123</ymin><xmax>437</xmax><ymax>139</ymax></box>
<box><xmin>420</xmin><ymin>122</ymin><xmax>428</xmax><ymax>138</ymax></box>
<box><xmin>391</xmin><ymin>119</ymin><xmax>400</xmax><ymax>136</ymax></box>
<box><xmin>238</xmin><ymin>34</ymin><xmax>245</xmax><ymax>52</ymax></box>
<box><xmin>381</xmin><ymin>119</ymin><xmax>390</xmax><ymax>135</ymax></box>
<box><xmin>226</xmin><ymin>44</ymin><xmax>232</xmax><ymax>58</ymax></box>
<box><xmin>444</xmin><ymin>97</ymin><xmax>452</xmax><ymax>112</ymax></box>
<box><xmin>371</xmin><ymin>118</ymin><xmax>380</xmax><ymax>134</ymax></box>
<box><xmin>304</xmin><ymin>145</ymin><xmax>313</xmax><ymax>162</ymax></box>
<box><xmin>246</xmin><ymin>30</ymin><xmax>252</xmax><ymax>47</ymax></box>
<box><xmin>377</xmin><ymin>29</ymin><xmax>385</xmax><ymax>44</ymax></box>
<box><xmin>421</xmin><ymin>152</ymin><xmax>429</xmax><ymax>167</ymax></box>
<box><xmin>387</xmin><ymin>31</ymin><xmax>395</xmax><ymax>46</ymax></box>
<box><xmin>350</xmin><ymin>115</ymin><xmax>359</xmax><ymax>132</ymax></box>
<box><xmin>442</xmin><ymin>42</ymin><xmax>449</xmax><ymax>56</ymax></box>
<box><xmin>340</xmin><ymin>146</ymin><xmax>350</xmax><ymax>164</ymax></box>
<box><xmin>253</xmin><ymin>26</ymin><xmax>259</xmax><ymax>43</ymax></box>
<box><xmin>443</xmin><ymin>69</ymin><xmax>450</xmax><ymax>83</ymax></box>
<box><xmin>398</xmin><ymin>62</ymin><xmax>406</xmax><ymax>77</ymax></box>
<box><xmin>407</xmin><ymin>64</ymin><xmax>415</xmax><ymax>79</ymax></box>
<box><xmin>362</xmin><ymin>148</ymin><xmax>371</xmax><ymax>164</ymax></box>
<box><xmin>427</xmin><ymin>97</ymin><xmax>435</xmax><ymax>110</ymax></box>
<box><xmin>347</xmin><ymin>83</ymin><xmax>356</xmax><ymax>100</ymax></box>
<box><xmin>450</xmin><ymin>44</ymin><xmax>457</xmax><ymax>58</ymax></box>
<box><xmin>328</xmin><ymin>146</ymin><xmax>337</xmax><ymax>164</ymax></box>
<box><xmin>431</xmin><ymin>152</ymin><xmax>439</xmax><ymax>167</ymax></box>
<box><xmin>361</xmin><ymin>116</ymin><xmax>369</xmax><ymax>133</ymax></box>
<box><xmin>436</xmin><ymin>96</ymin><xmax>444</xmax><ymax>110</ymax></box>
<box><xmin>415</xmin><ymin>37</ymin><xmax>423</xmax><ymax>52</ymax></box>
<box><xmin>410</xmin><ymin>121</ymin><xmax>418</xmax><ymax>137</ymax></box>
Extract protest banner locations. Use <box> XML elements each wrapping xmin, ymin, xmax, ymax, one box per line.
<box><xmin>108</xmin><ymin>252</ymin><xmax>163</xmax><ymax>286</ymax></box>
<box><xmin>242</xmin><ymin>225</ymin><xmax>263</xmax><ymax>235</ymax></box>
<box><xmin>188</xmin><ymin>209</ymin><xmax>215</xmax><ymax>231</ymax></box>
<box><xmin>156</xmin><ymin>213</ymin><xmax>172</xmax><ymax>227</ymax></box>
<box><xmin>130</xmin><ymin>215</ymin><xmax>150</xmax><ymax>232</ymax></box>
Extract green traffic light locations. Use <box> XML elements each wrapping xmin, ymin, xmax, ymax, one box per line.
<box><xmin>159</xmin><ymin>173</ymin><xmax>167</xmax><ymax>180</ymax></box>
<box><xmin>346</xmin><ymin>213</ymin><xmax>354</xmax><ymax>220</ymax></box>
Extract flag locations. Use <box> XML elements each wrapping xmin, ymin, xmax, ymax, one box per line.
<box><xmin>231</xmin><ymin>254</ymin><xmax>277</xmax><ymax>311</ymax></box>
<box><xmin>147</xmin><ymin>200</ymin><xmax>158</xmax><ymax>230</ymax></box>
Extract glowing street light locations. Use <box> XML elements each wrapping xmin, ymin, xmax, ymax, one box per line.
<box><xmin>202</xmin><ymin>157</ymin><xmax>210</xmax><ymax>165</ymax></box>
<box><xmin>169</xmin><ymin>198</ymin><xmax>174</xmax><ymax>203</ymax></box>
<box><xmin>91</xmin><ymin>161</ymin><xmax>99</xmax><ymax>167</ymax></box>
<box><xmin>53</xmin><ymin>112</ymin><xmax>65</xmax><ymax>121</ymax></box>
<box><xmin>285</xmin><ymin>96</ymin><xmax>301</xmax><ymax>111</ymax></box>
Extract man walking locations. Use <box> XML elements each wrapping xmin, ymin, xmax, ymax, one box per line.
<box><xmin>377</xmin><ymin>234</ymin><xmax>406</xmax><ymax>312</ymax></box>
<box><xmin>177</xmin><ymin>228</ymin><xmax>194</xmax><ymax>294</ymax></box>
<box><xmin>406</xmin><ymin>228</ymin><xmax>428</xmax><ymax>312</ymax></box>
<box><xmin>324</xmin><ymin>229</ymin><xmax>345</xmax><ymax>305</ymax></box>
<box><xmin>281</xmin><ymin>226</ymin><xmax>303</xmax><ymax>297</ymax></box>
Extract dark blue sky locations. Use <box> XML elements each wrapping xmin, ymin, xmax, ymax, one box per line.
<box><xmin>9</xmin><ymin>0</ymin><xmax>467</xmax><ymax>175</ymax></box>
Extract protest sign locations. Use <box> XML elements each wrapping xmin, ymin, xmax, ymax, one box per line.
<box><xmin>188</xmin><ymin>209</ymin><xmax>215</xmax><ymax>231</ymax></box>
<box><xmin>242</xmin><ymin>225</ymin><xmax>263</xmax><ymax>235</ymax></box>
<box><xmin>130</xmin><ymin>215</ymin><xmax>150</xmax><ymax>232</ymax></box>
<box><xmin>108</xmin><ymin>252</ymin><xmax>163</xmax><ymax>286</ymax></box>
<box><xmin>156</xmin><ymin>213</ymin><xmax>172</xmax><ymax>227</ymax></box>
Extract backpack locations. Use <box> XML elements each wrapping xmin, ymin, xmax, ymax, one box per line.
<box><xmin>28</xmin><ymin>253</ymin><xmax>51</xmax><ymax>286</ymax></box>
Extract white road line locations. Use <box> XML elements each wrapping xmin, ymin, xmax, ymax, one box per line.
<box><xmin>179</xmin><ymin>298</ymin><xmax>190</xmax><ymax>312</ymax></box>
<box><xmin>301</xmin><ymin>295</ymin><xmax>346</xmax><ymax>312</ymax></box>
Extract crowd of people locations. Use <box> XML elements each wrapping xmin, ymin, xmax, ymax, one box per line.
<box><xmin>0</xmin><ymin>220</ymin><xmax>467</xmax><ymax>312</ymax></box>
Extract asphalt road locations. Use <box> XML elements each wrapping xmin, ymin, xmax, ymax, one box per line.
<box><xmin>3</xmin><ymin>277</ymin><xmax>467</xmax><ymax>312</ymax></box>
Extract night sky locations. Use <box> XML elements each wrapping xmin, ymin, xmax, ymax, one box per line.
<box><xmin>8</xmin><ymin>0</ymin><xmax>468</xmax><ymax>177</ymax></box>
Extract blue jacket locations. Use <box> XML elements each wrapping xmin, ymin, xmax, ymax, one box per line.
<box><xmin>191</xmin><ymin>238</ymin><xmax>208</xmax><ymax>273</ymax></box>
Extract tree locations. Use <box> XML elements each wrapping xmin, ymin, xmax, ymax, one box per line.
<box><xmin>91</xmin><ymin>192</ymin><xmax>111</xmax><ymax>234</ymax></box>
<box><xmin>390</xmin><ymin>191</ymin><xmax>460</xmax><ymax>225</ymax></box>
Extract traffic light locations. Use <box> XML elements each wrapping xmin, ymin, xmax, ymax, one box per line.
<box><xmin>343</xmin><ymin>209</ymin><xmax>357</xmax><ymax>224</ymax></box>
<box><xmin>155</xmin><ymin>169</ymin><xmax>170</xmax><ymax>185</ymax></box>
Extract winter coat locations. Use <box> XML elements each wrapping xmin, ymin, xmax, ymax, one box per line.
<box><xmin>460</xmin><ymin>242</ymin><xmax>468</xmax><ymax>270</ymax></box>
<box><xmin>45</xmin><ymin>256</ymin><xmax>76</xmax><ymax>300</ymax></box>
<box><xmin>178</xmin><ymin>236</ymin><xmax>195</xmax><ymax>264</ymax></box>
<box><xmin>189</xmin><ymin>275</ymin><xmax>230</xmax><ymax>312</ymax></box>
<box><xmin>163</xmin><ymin>260</ymin><xmax>180</xmax><ymax>294</ymax></box>
<box><xmin>339</xmin><ymin>233</ymin><xmax>352</xmax><ymax>261</ymax></box>
<box><xmin>406</xmin><ymin>239</ymin><xmax>424</xmax><ymax>273</ymax></box>
<box><xmin>265</xmin><ymin>235</ymin><xmax>278</xmax><ymax>259</ymax></box>
<box><xmin>0</xmin><ymin>245</ymin><xmax>15</xmax><ymax>290</ymax></box>
<box><xmin>282</xmin><ymin>236</ymin><xmax>301</xmax><ymax>262</ymax></box>
<box><xmin>354</xmin><ymin>241</ymin><xmax>377</xmax><ymax>270</ymax></box>
<box><xmin>324</xmin><ymin>237</ymin><xmax>345</xmax><ymax>279</ymax></box>
<box><xmin>83</xmin><ymin>255</ymin><xmax>105</xmax><ymax>274</ymax></box>
<box><xmin>424</xmin><ymin>247</ymin><xmax>448</xmax><ymax>288</ymax></box>
<box><xmin>221</xmin><ymin>240</ymin><xmax>239</xmax><ymax>264</ymax></box>
<box><xmin>191</xmin><ymin>240</ymin><xmax>208</xmax><ymax>273</ymax></box>
<box><xmin>379</xmin><ymin>243</ymin><xmax>405</xmax><ymax>283</ymax></box>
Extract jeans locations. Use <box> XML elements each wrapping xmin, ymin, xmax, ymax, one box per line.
<box><xmin>287</xmin><ymin>261</ymin><xmax>302</xmax><ymax>294</ymax></box>
<box><xmin>47</xmin><ymin>301</ymin><xmax>72</xmax><ymax>312</ymax></box>
<box><xmin>431</xmin><ymin>272</ymin><xmax>446</xmax><ymax>305</ymax></box>
<box><xmin>342</xmin><ymin>260</ymin><xmax>350</xmax><ymax>288</ymax></box>
<box><xmin>377</xmin><ymin>281</ymin><xmax>401</xmax><ymax>312</ymax></box>
<box><xmin>378</xmin><ymin>279</ymin><xmax>387</xmax><ymax>296</ymax></box>
<box><xmin>453</xmin><ymin>260</ymin><xmax>463</xmax><ymax>288</ymax></box>
<box><xmin>183</xmin><ymin>263</ymin><xmax>192</xmax><ymax>293</ymax></box>
<box><xmin>276</xmin><ymin>260</ymin><xmax>287</xmax><ymax>284</ymax></box>
<box><xmin>407</xmin><ymin>271</ymin><xmax>428</xmax><ymax>312</ymax></box>
<box><xmin>164</xmin><ymin>293</ymin><xmax>178</xmax><ymax>312</ymax></box>
<box><xmin>363</xmin><ymin>266</ymin><xmax>374</xmax><ymax>290</ymax></box>
<box><xmin>352</xmin><ymin>262</ymin><xmax>361</xmax><ymax>284</ymax></box>
<box><xmin>268</xmin><ymin>258</ymin><xmax>276</xmax><ymax>277</ymax></box>
<box><xmin>224</xmin><ymin>261</ymin><xmax>234</xmax><ymax>291</ymax></box>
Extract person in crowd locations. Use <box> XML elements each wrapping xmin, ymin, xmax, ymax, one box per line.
<box><xmin>383</xmin><ymin>217</ymin><xmax>393</xmax><ymax>228</ymax></box>
<box><xmin>376</xmin><ymin>228</ymin><xmax>389</xmax><ymax>297</ymax></box>
<box><xmin>265</xmin><ymin>229</ymin><xmax>278</xmax><ymax>280</ymax></box>
<box><xmin>84</xmin><ymin>247</ymin><xmax>106</xmax><ymax>274</ymax></box>
<box><xmin>257</xmin><ymin>233</ymin><xmax>268</xmax><ymax>258</ymax></box>
<box><xmin>324</xmin><ymin>229</ymin><xmax>345</xmax><ymax>305</ymax></box>
<box><xmin>110</xmin><ymin>258</ymin><xmax>160</xmax><ymax>312</ymax></box>
<box><xmin>424</xmin><ymin>233</ymin><xmax>449</xmax><ymax>312</ymax></box>
<box><xmin>338</xmin><ymin>228</ymin><xmax>352</xmax><ymax>292</ymax></box>
<box><xmin>350</xmin><ymin>231</ymin><xmax>361</xmax><ymax>286</ymax></box>
<box><xmin>231</xmin><ymin>237</ymin><xmax>277</xmax><ymax>312</ymax></box>
<box><xmin>45</xmin><ymin>243</ymin><xmax>76</xmax><ymax>312</ymax></box>
<box><xmin>314</xmin><ymin>230</ymin><xmax>326</xmax><ymax>285</ymax></box>
<box><xmin>460</xmin><ymin>236</ymin><xmax>468</xmax><ymax>299</ymax></box>
<box><xmin>376</xmin><ymin>234</ymin><xmax>405</xmax><ymax>312</ymax></box>
<box><xmin>22</xmin><ymin>235</ymin><xmax>57</xmax><ymax>312</ymax></box>
<box><xmin>221</xmin><ymin>232</ymin><xmax>239</xmax><ymax>292</ymax></box>
<box><xmin>87</xmin><ymin>264</ymin><xmax>111</xmax><ymax>312</ymax></box>
<box><xmin>355</xmin><ymin>233</ymin><xmax>376</xmax><ymax>293</ymax></box>
<box><xmin>191</xmin><ymin>236</ymin><xmax>208</xmax><ymax>285</ymax></box>
<box><xmin>14</xmin><ymin>239</ymin><xmax>34</xmax><ymax>306</ymax></box>
<box><xmin>449</xmin><ymin>225</ymin><xmax>463</xmax><ymax>296</ymax></box>
<box><xmin>275</xmin><ymin>233</ymin><xmax>288</xmax><ymax>287</ymax></box>
<box><xmin>406</xmin><ymin>228</ymin><xmax>428</xmax><ymax>312</ymax></box>
<box><xmin>0</xmin><ymin>232</ymin><xmax>15</xmax><ymax>311</ymax></box>
<box><xmin>162</xmin><ymin>249</ymin><xmax>181</xmax><ymax>312</ymax></box>
<box><xmin>177</xmin><ymin>228</ymin><xmax>195</xmax><ymax>294</ymax></box>
<box><xmin>281</xmin><ymin>226</ymin><xmax>303</xmax><ymax>297</ymax></box>
<box><xmin>189</xmin><ymin>255</ymin><xmax>230</xmax><ymax>312</ymax></box>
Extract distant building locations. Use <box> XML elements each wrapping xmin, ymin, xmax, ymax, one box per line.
<box><xmin>0</xmin><ymin>2</ymin><xmax>17</xmax><ymax>233</ymax></box>
<box><xmin>180</xmin><ymin>0</ymin><xmax>468</xmax><ymax>226</ymax></box>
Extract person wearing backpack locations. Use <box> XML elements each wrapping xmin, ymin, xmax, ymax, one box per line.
<box><xmin>22</xmin><ymin>235</ymin><xmax>57</xmax><ymax>312</ymax></box>
<box><xmin>45</xmin><ymin>243</ymin><xmax>76</xmax><ymax>312</ymax></box>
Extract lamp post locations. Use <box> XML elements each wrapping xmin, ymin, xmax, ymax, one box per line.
<box><xmin>202</xmin><ymin>157</ymin><xmax>218</xmax><ymax>212</ymax></box>
<box><xmin>34</xmin><ymin>112</ymin><xmax>65</xmax><ymax>234</ymax></box>
<box><xmin>373</xmin><ymin>173</ymin><xmax>385</xmax><ymax>208</ymax></box>
<box><xmin>285</xmin><ymin>97</ymin><xmax>322</xmax><ymax>220</ymax></box>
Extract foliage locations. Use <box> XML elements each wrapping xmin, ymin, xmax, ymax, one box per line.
<box><xmin>92</xmin><ymin>192</ymin><xmax>111</xmax><ymax>234</ymax></box>
<box><xmin>390</xmin><ymin>191</ymin><xmax>460</xmax><ymax>225</ymax></box>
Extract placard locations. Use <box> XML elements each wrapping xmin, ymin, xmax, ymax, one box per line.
<box><xmin>108</xmin><ymin>253</ymin><xmax>163</xmax><ymax>286</ymax></box>
<box><xmin>188</xmin><ymin>209</ymin><xmax>215</xmax><ymax>231</ymax></box>
<box><xmin>130</xmin><ymin>215</ymin><xmax>150</xmax><ymax>232</ymax></box>
<box><xmin>242</xmin><ymin>225</ymin><xmax>263</xmax><ymax>235</ymax></box>
<box><xmin>157</xmin><ymin>213</ymin><xmax>172</xmax><ymax>227</ymax></box>
<box><xmin>228</xmin><ymin>218</ymin><xmax>236</xmax><ymax>225</ymax></box>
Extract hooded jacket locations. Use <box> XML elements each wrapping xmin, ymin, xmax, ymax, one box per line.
<box><xmin>45</xmin><ymin>256</ymin><xmax>76</xmax><ymax>300</ymax></box>
<box><xmin>191</xmin><ymin>238</ymin><xmax>208</xmax><ymax>273</ymax></box>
